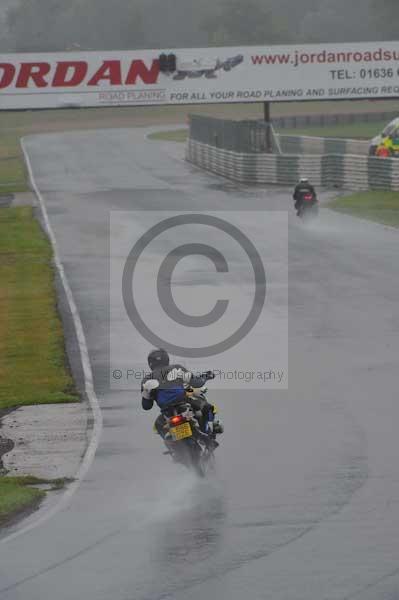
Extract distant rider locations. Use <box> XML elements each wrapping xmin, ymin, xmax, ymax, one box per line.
<box><xmin>293</xmin><ymin>177</ymin><xmax>317</xmax><ymax>215</ymax></box>
<box><xmin>141</xmin><ymin>348</ymin><xmax>223</xmax><ymax>441</ymax></box>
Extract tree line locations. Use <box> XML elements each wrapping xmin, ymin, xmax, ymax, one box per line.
<box><xmin>1</xmin><ymin>0</ymin><xmax>397</xmax><ymax>53</ymax></box>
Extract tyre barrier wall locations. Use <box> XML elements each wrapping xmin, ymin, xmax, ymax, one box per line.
<box><xmin>186</xmin><ymin>139</ymin><xmax>399</xmax><ymax>191</ymax></box>
<box><xmin>188</xmin><ymin>115</ymin><xmax>398</xmax><ymax>190</ymax></box>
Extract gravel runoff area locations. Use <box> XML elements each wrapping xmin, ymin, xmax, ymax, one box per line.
<box><xmin>1</xmin><ymin>405</ymin><xmax>88</xmax><ymax>480</ymax></box>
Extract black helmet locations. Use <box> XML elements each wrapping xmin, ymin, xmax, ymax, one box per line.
<box><xmin>147</xmin><ymin>348</ymin><xmax>170</xmax><ymax>370</ymax></box>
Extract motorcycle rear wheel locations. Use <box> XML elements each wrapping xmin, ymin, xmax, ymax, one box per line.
<box><xmin>180</xmin><ymin>438</ymin><xmax>214</xmax><ymax>478</ymax></box>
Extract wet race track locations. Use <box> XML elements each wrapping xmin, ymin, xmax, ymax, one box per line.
<box><xmin>1</xmin><ymin>129</ymin><xmax>399</xmax><ymax>600</ymax></box>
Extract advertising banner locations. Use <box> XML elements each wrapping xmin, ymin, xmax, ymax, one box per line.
<box><xmin>1</xmin><ymin>41</ymin><xmax>399</xmax><ymax>109</ymax></box>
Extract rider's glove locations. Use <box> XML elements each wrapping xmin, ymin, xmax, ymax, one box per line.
<box><xmin>142</xmin><ymin>379</ymin><xmax>159</xmax><ymax>399</ymax></box>
<box><xmin>142</xmin><ymin>388</ymin><xmax>152</xmax><ymax>400</ymax></box>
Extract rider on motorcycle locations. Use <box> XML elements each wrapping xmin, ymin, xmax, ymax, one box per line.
<box><xmin>293</xmin><ymin>177</ymin><xmax>317</xmax><ymax>215</ymax></box>
<box><xmin>141</xmin><ymin>348</ymin><xmax>224</xmax><ymax>440</ymax></box>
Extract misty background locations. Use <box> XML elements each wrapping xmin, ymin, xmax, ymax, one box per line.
<box><xmin>0</xmin><ymin>0</ymin><xmax>396</xmax><ymax>53</ymax></box>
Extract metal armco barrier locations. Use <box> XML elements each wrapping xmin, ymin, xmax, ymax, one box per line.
<box><xmin>187</xmin><ymin>116</ymin><xmax>399</xmax><ymax>191</ymax></box>
<box><xmin>277</xmin><ymin>135</ymin><xmax>369</xmax><ymax>156</ymax></box>
<box><xmin>272</xmin><ymin>110</ymin><xmax>399</xmax><ymax>130</ymax></box>
<box><xmin>189</xmin><ymin>115</ymin><xmax>280</xmax><ymax>153</ymax></box>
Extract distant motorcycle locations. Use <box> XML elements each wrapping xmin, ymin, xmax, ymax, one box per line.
<box><xmin>297</xmin><ymin>192</ymin><xmax>319</xmax><ymax>221</ymax></box>
<box><xmin>160</xmin><ymin>392</ymin><xmax>217</xmax><ymax>478</ymax></box>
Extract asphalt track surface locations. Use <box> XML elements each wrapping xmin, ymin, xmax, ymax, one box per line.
<box><xmin>1</xmin><ymin>129</ymin><xmax>399</xmax><ymax>600</ymax></box>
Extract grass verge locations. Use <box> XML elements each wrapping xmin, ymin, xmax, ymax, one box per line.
<box><xmin>148</xmin><ymin>121</ymin><xmax>386</xmax><ymax>145</ymax></box>
<box><xmin>0</xmin><ymin>207</ymin><xmax>78</xmax><ymax>409</ymax></box>
<box><xmin>279</xmin><ymin>121</ymin><xmax>386</xmax><ymax>139</ymax></box>
<box><xmin>0</xmin><ymin>134</ymin><xmax>28</xmax><ymax>193</ymax></box>
<box><xmin>148</xmin><ymin>129</ymin><xmax>188</xmax><ymax>142</ymax></box>
<box><xmin>0</xmin><ymin>476</ymin><xmax>70</xmax><ymax>526</ymax></box>
<box><xmin>329</xmin><ymin>191</ymin><xmax>399</xmax><ymax>227</ymax></box>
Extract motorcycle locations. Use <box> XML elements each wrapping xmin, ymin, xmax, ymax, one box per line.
<box><xmin>160</xmin><ymin>391</ymin><xmax>217</xmax><ymax>478</ymax></box>
<box><xmin>297</xmin><ymin>192</ymin><xmax>319</xmax><ymax>221</ymax></box>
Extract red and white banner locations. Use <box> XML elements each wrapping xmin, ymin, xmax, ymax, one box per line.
<box><xmin>1</xmin><ymin>41</ymin><xmax>399</xmax><ymax>109</ymax></box>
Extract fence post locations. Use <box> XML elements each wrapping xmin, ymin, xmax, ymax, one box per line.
<box><xmin>263</xmin><ymin>101</ymin><xmax>272</xmax><ymax>153</ymax></box>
